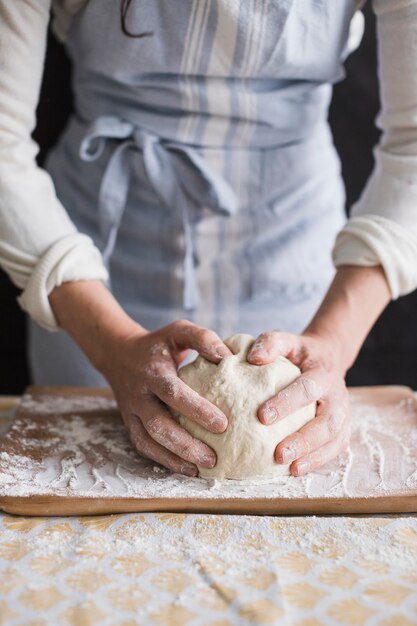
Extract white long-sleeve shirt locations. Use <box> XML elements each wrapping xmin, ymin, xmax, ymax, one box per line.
<box><xmin>1</xmin><ymin>0</ymin><xmax>417</xmax><ymax>331</ymax></box>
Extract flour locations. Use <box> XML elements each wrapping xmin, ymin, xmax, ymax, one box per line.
<box><xmin>0</xmin><ymin>391</ymin><xmax>416</xmax><ymax>502</ymax></box>
<box><xmin>18</xmin><ymin>393</ymin><xmax>117</xmax><ymax>415</ymax></box>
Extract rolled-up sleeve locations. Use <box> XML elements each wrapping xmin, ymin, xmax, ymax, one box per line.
<box><xmin>0</xmin><ymin>0</ymin><xmax>108</xmax><ymax>331</ymax></box>
<box><xmin>332</xmin><ymin>0</ymin><xmax>417</xmax><ymax>298</ymax></box>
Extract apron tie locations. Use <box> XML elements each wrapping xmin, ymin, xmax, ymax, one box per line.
<box><xmin>80</xmin><ymin>115</ymin><xmax>238</xmax><ymax>310</ymax></box>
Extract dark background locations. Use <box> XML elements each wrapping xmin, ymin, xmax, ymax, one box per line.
<box><xmin>1</xmin><ymin>6</ymin><xmax>416</xmax><ymax>393</ymax></box>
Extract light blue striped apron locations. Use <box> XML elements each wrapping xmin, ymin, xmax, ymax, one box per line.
<box><xmin>29</xmin><ymin>0</ymin><xmax>357</xmax><ymax>385</ymax></box>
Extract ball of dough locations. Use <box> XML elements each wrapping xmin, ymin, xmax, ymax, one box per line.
<box><xmin>177</xmin><ymin>333</ymin><xmax>316</xmax><ymax>480</ymax></box>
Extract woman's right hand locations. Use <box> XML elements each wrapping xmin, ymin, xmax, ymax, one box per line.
<box><xmin>102</xmin><ymin>320</ymin><xmax>231</xmax><ymax>476</ymax></box>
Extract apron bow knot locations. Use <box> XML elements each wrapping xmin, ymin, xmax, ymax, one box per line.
<box><xmin>80</xmin><ymin>115</ymin><xmax>238</xmax><ymax>310</ymax></box>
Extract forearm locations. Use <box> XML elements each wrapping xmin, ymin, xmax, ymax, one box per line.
<box><xmin>304</xmin><ymin>265</ymin><xmax>391</xmax><ymax>373</ymax></box>
<box><xmin>49</xmin><ymin>280</ymin><xmax>146</xmax><ymax>375</ymax></box>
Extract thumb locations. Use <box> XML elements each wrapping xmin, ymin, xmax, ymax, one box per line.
<box><xmin>247</xmin><ymin>331</ymin><xmax>301</xmax><ymax>365</ymax></box>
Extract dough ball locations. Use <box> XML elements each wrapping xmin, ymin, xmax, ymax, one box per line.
<box><xmin>177</xmin><ymin>333</ymin><xmax>316</xmax><ymax>480</ymax></box>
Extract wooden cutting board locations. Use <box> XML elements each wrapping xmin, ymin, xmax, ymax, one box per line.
<box><xmin>0</xmin><ymin>385</ymin><xmax>416</xmax><ymax>516</ymax></box>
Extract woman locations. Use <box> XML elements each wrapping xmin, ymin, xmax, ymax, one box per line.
<box><xmin>0</xmin><ymin>0</ymin><xmax>415</xmax><ymax>478</ymax></box>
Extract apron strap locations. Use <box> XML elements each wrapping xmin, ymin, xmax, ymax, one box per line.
<box><xmin>80</xmin><ymin>115</ymin><xmax>238</xmax><ymax>310</ymax></box>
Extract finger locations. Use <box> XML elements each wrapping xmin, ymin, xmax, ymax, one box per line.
<box><xmin>289</xmin><ymin>426</ymin><xmax>351</xmax><ymax>476</ymax></box>
<box><xmin>171</xmin><ymin>320</ymin><xmax>232</xmax><ymax>363</ymax></box>
<box><xmin>275</xmin><ymin>394</ymin><xmax>349</xmax><ymax>464</ymax></box>
<box><xmin>139</xmin><ymin>396</ymin><xmax>217</xmax><ymax>468</ymax></box>
<box><xmin>148</xmin><ymin>369</ymin><xmax>228</xmax><ymax>433</ymax></box>
<box><xmin>258</xmin><ymin>370</ymin><xmax>325</xmax><ymax>424</ymax></box>
<box><xmin>126</xmin><ymin>414</ymin><xmax>199</xmax><ymax>477</ymax></box>
<box><xmin>247</xmin><ymin>331</ymin><xmax>302</xmax><ymax>366</ymax></box>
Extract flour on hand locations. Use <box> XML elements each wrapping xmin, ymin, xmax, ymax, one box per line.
<box><xmin>176</xmin><ymin>334</ymin><xmax>316</xmax><ymax>480</ymax></box>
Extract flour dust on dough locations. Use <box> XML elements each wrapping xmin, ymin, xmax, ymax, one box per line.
<box><xmin>177</xmin><ymin>334</ymin><xmax>316</xmax><ymax>480</ymax></box>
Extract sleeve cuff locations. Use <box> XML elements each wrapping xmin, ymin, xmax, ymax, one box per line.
<box><xmin>332</xmin><ymin>215</ymin><xmax>417</xmax><ymax>299</ymax></box>
<box><xmin>18</xmin><ymin>233</ymin><xmax>109</xmax><ymax>331</ymax></box>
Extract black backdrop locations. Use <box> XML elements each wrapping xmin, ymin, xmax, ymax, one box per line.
<box><xmin>1</xmin><ymin>6</ymin><xmax>416</xmax><ymax>393</ymax></box>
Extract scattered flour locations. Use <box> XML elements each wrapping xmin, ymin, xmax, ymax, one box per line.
<box><xmin>0</xmin><ymin>392</ymin><xmax>416</xmax><ymax>502</ymax></box>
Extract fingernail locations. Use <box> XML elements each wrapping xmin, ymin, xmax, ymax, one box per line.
<box><xmin>183</xmin><ymin>465</ymin><xmax>198</xmax><ymax>477</ymax></box>
<box><xmin>280</xmin><ymin>448</ymin><xmax>294</xmax><ymax>464</ymax></box>
<box><xmin>296</xmin><ymin>461</ymin><xmax>310</xmax><ymax>475</ymax></box>
<box><xmin>248</xmin><ymin>347</ymin><xmax>263</xmax><ymax>360</ymax></box>
<box><xmin>200</xmin><ymin>452</ymin><xmax>216</xmax><ymax>468</ymax></box>
<box><xmin>250</xmin><ymin>338</ymin><xmax>263</xmax><ymax>351</ymax></box>
<box><xmin>212</xmin><ymin>416</ymin><xmax>227</xmax><ymax>432</ymax></box>
<box><xmin>262</xmin><ymin>406</ymin><xmax>277</xmax><ymax>424</ymax></box>
<box><xmin>216</xmin><ymin>345</ymin><xmax>231</xmax><ymax>358</ymax></box>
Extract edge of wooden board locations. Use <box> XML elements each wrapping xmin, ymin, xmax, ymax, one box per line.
<box><xmin>1</xmin><ymin>494</ymin><xmax>416</xmax><ymax>517</ymax></box>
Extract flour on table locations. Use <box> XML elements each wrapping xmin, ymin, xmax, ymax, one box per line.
<box><xmin>0</xmin><ymin>388</ymin><xmax>416</xmax><ymax>502</ymax></box>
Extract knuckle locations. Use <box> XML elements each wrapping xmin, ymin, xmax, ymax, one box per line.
<box><xmin>170</xmin><ymin>319</ymin><xmax>190</xmax><ymax>333</ymax></box>
<box><xmin>145</xmin><ymin>415</ymin><xmax>164</xmax><ymax>438</ymax></box>
<box><xmin>300</xmin><ymin>376</ymin><xmax>321</xmax><ymax>402</ymax></box>
<box><xmin>258</xmin><ymin>331</ymin><xmax>272</xmax><ymax>342</ymax></box>
<box><xmin>177</xmin><ymin>440</ymin><xmax>195</xmax><ymax>460</ymax></box>
<box><xmin>252</xmin><ymin>332</ymin><xmax>270</xmax><ymax>348</ymax></box>
<box><xmin>149</xmin><ymin>341</ymin><xmax>170</xmax><ymax>359</ymax></box>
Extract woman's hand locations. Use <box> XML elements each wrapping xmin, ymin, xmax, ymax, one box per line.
<box><xmin>247</xmin><ymin>330</ymin><xmax>351</xmax><ymax>476</ymax></box>
<box><xmin>245</xmin><ymin>265</ymin><xmax>391</xmax><ymax>476</ymax></box>
<box><xmin>49</xmin><ymin>281</ymin><xmax>231</xmax><ymax>477</ymax></box>
<box><xmin>102</xmin><ymin>320</ymin><xmax>231</xmax><ymax>477</ymax></box>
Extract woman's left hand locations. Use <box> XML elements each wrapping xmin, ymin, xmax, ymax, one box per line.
<box><xmin>247</xmin><ymin>330</ymin><xmax>351</xmax><ymax>476</ymax></box>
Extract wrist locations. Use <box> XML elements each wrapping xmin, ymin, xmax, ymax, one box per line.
<box><xmin>302</xmin><ymin>265</ymin><xmax>390</xmax><ymax>373</ymax></box>
<box><xmin>99</xmin><ymin>323</ymin><xmax>149</xmax><ymax>382</ymax></box>
<box><xmin>49</xmin><ymin>280</ymin><xmax>148</xmax><ymax>375</ymax></box>
<box><xmin>302</xmin><ymin>326</ymin><xmax>350</xmax><ymax>374</ymax></box>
